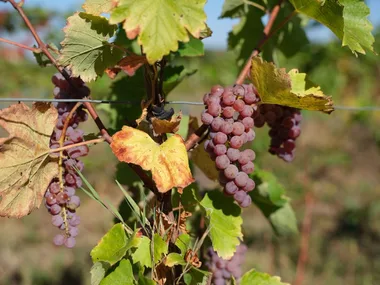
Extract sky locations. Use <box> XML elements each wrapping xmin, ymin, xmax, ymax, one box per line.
<box><xmin>1</xmin><ymin>0</ymin><xmax>380</xmax><ymax>49</ymax></box>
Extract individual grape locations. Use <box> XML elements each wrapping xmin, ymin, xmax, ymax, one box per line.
<box><xmin>201</xmin><ymin>111</ymin><xmax>213</xmax><ymax>125</ymax></box>
<box><xmin>240</xmin><ymin>105</ymin><xmax>253</xmax><ymax>118</ymax></box>
<box><xmin>233</xmin><ymin>190</ymin><xmax>247</xmax><ymax>204</ymax></box>
<box><xmin>238</xmin><ymin>152</ymin><xmax>251</xmax><ymax>165</ymax></box>
<box><xmin>218</xmin><ymin>172</ymin><xmax>228</xmax><ymax>185</ymax></box>
<box><xmin>246</xmin><ymin>129</ymin><xmax>255</xmax><ymax>142</ymax></box>
<box><xmin>233</xmin><ymin>99</ymin><xmax>245</xmax><ymax>112</ymax></box>
<box><xmin>224</xmin><ymin>181</ymin><xmax>238</xmax><ymax>195</ymax></box>
<box><xmin>230</xmin><ymin>136</ymin><xmax>243</xmax><ymax>149</ymax></box>
<box><xmin>52</xmin><ymin>215</ymin><xmax>64</xmax><ymax>227</ymax></box>
<box><xmin>243</xmin><ymin>149</ymin><xmax>255</xmax><ymax>161</ymax></box>
<box><xmin>211</xmin><ymin>117</ymin><xmax>224</xmax><ymax>131</ymax></box>
<box><xmin>235</xmin><ymin>172</ymin><xmax>248</xmax><ymax>187</ymax></box>
<box><xmin>50</xmin><ymin>204</ymin><xmax>62</xmax><ymax>215</ymax></box>
<box><xmin>242</xmin><ymin>117</ymin><xmax>254</xmax><ymax>129</ymax></box>
<box><xmin>215</xmin><ymin>155</ymin><xmax>230</xmax><ymax>170</ymax></box>
<box><xmin>213</xmin><ymin>278</ymin><xmax>225</xmax><ymax>285</ymax></box>
<box><xmin>64</xmin><ymin>237</ymin><xmax>76</xmax><ymax>248</ymax></box>
<box><xmin>213</xmin><ymin>132</ymin><xmax>228</xmax><ymax>145</ymax></box>
<box><xmin>53</xmin><ymin>234</ymin><xmax>65</xmax><ymax>246</ymax></box>
<box><xmin>211</xmin><ymin>85</ymin><xmax>224</xmax><ymax>95</ymax></box>
<box><xmin>222</xmin><ymin>106</ymin><xmax>235</xmax><ymax>118</ymax></box>
<box><xmin>289</xmin><ymin>127</ymin><xmax>301</xmax><ymax>139</ymax></box>
<box><xmin>224</xmin><ymin>165</ymin><xmax>238</xmax><ymax>180</ymax></box>
<box><xmin>241</xmin><ymin>161</ymin><xmax>255</xmax><ymax>174</ymax></box>
<box><xmin>220</xmin><ymin>121</ymin><xmax>233</xmax><ymax>134</ymax></box>
<box><xmin>232</xmin><ymin>122</ymin><xmax>244</xmax><ymax>136</ymax></box>
<box><xmin>68</xmin><ymin>145</ymin><xmax>89</xmax><ymax>159</ymax></box>
<box><xmin>243</xmin><ymin>92</ymin><xmax>257</xmax><ymax>104</ymax></box>
<box><xmin>222</xmin><ymin>91</ymin><xmax>236</xmax><ymax>106</ymax></box>
<box><xmin>254</xmin><ymin>114</ymin><xmax>265</xmax><ymax>128</ymax></box>
<box><xmin>207</xmin><ymin>103</ymin><xmax>221</xmax><ymax>117</ymax></box>
<box><xmin>69</xmin><ymin>214</ymin><xmax>81</xmax><ymax>226</ymax></box>
<box><xmin>284</xmin><ymin>139</ymin><xmax>295</xmax><ymax>152</ymax></box>
<box><xmin>232</xmin><ymin>85</ymin><xmax>245</xmax><ymax>97</ymax></box>
<box><xmin>65</xmin><ymin>173</ymin><xmax>76</xmax><ymax>186</ymax></box>
<box><xmin>69</xmin><ymin>227</ymin><xmax>79</xmax><ymax>237</ymax></box>
<box><xmin>242</xmin><ymin>179</ymin><xmax>255</xmax><ymax>192</ymax></box>
<box><xmin>46</xmin><ymin>194</ymin><xmax>57</xmax><ymax>206</ymax></box>
<box><xmin>56</xmin><ymin>192</ymin><xmax>69</xmax><ymax>205</ymax></box>
<box><xmin>67</xmin><ymin>196</ymin><xmax>80</xmax><ymax>211</ymax></box>
<box><xmin>49</xmin><ymin>182</ymin><xmax>60</xmax><ymax>194</ymax></box>
<box><xmin>226</xmin><ymin>148</ymin><xmax>240</xmax><ymax>162</ymax></box>
<box><xmin>214</xmin><ymin>144</ymin><xmax>227</xmax><ymax>156</ymax></box>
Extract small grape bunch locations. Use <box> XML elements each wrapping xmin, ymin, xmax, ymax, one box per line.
<box><xmin>201</xmin><ymin>84</ymin><xmax>259</xmax><ymax>208</ymax></box>
<box><xmin>255</xmin><ymin>104</ymin><xmax>302</xmax><ymax>162</ymax></box>
<box><xmin>206</xmin><ymin>243</ymin><xmax>248</xmax><ymax>285</ymax></box>
<box><xmin>44</xmin><ymin>73</ymin><xmax>90</xmax><ymax>248</ymax></box>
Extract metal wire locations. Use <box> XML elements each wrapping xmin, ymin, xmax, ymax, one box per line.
<box><xmin>1</xmin><ymin>98</ymin><xmax>380</xmax><ymax>111</ymax></box>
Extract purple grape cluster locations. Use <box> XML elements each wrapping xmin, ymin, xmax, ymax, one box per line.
<box><xmin>255</xmin><ymin>104</ymin><xmax>302</xmax><ymax>162</ymax></box>
<box><xmin>206</xmin><ymin>243</ymin><xmax>248</xmax><ymax>285</ymax></box>
<box><xmin>44</xmin><ymin>73</ymin><xmax>90</xmax><ymax>248</ymax></box>
<box><xmin>201</xmin><ymin>84</ymin><xmax>259</xmax><ymax>207</ymax></box>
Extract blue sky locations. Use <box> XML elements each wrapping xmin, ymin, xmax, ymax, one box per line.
<box><xmin>1</xmin><ymin>0</ymin><xmax>380</xmax><ymax>49</ymax></box>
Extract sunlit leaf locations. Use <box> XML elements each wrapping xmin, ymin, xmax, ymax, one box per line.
<box><xmin>251</xmin><ymin>57</ymin><xmax>334</xmax><ymax>113</ymax></box>
<box><xmin>240</xmin><ymin>269</ymin><xmax>290</xmax><ymax>285</ymax></box>
<box><xmin>153</xmin><ymin>233</ymin><xmax>168</xmax><ymax>264</ymax></box>
<box><xmin>289</xmin><ymin>0</ymin><xmax>374</xmax><ymax>54</ymax></box>
<box><xmin>111</xmin><ymin>126</ymin><xmax>194</xmax><ymax>193</ymax></box>
<box><xmin>200</xmin><ymin>191</ymin><xmax>243</xmax><ymax>259</ymax></box>
<box><xmin>131</xmin><ymin>236</ymin><xmax>152</xmax><ymax>268</ymax></box>
<box><xmin>59</xmin><ymin>12</ymin><xmax>123</xmax><ymax>82</ymax></box>
<box><xmin>91</xmin><ymin>224</ymin><xmax>140</xmax><ymax>265</ymax></box>
<box><xmin>100</xmin><ymin>259</ymin><xmax>136</xmax><ymax>285</ymax></box>
<box><xmin>165</xmin><ymin>253</ymin><xmax>186</xmax><ymax>267</ymax></box>
<box><xmin>0</xmin><ymin>103</ymin><xmax>58</xmax><ymax>218</ymax></box>
<box><xmin>82</xmin><ymin>0</ymin><xmax>115</xmax><ymax>16</ymax></box>
<box><xmin>110</xmin><ymin>0</ymin><xmax>207</xmax><ymax>63</ymax></box>
<box><xmin>90</xmin><ymin>262</ymin><xmax>110</xmax><ymax>285</ymax></box>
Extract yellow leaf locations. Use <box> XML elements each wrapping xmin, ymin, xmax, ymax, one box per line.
<box><xmin>151</xmin><ymin>112</ymin><xmax>182</xmax><ymax>135</ymax></box>
<box><xmin>0</xmin><ymin>103</ymin><xmax>59</xmax><ymax>218</ymax></box>
<box><xmin>111</xmin><ymin>126</ymin><xmax>194</xmax><ymax>193</ymax></box>
<box><xmin>251</xmin><ymin>57</ymin><xmax>334</xmax><ymax>114</ymax></box>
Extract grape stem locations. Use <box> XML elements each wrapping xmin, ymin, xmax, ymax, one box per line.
<box><xmin>0</xmin><ymin>37</ymin><xmax>41</xmax><ymax>52</ymax></box>
<box><xmin>235</xmin><ymin>0</ymin><xmax>296</xmax><ymax>85</ymax></box>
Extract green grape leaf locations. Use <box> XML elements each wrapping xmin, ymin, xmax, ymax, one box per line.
<box><xmin>110</xmin><ymin>0</ymin><xmax>207</xmax><ymax>63</ymax></box>
<box><xmin>163</xmin><ymin>65</ymin><xmax>197</xmax><ymax>95</ymax></box>
<box><xmin>220</xmin><ymin>0</ymin><xmax>250</xmax><ymax>19</ymax></box>
<box><xmin>131</xmin><ymin>236</ymin><xmax>152</xmax><ymax>268</ymax></box>
<box><xmin>200</xmin><ymin>190</ymin><xmax>243</xmax><ymax>259</ymax></box>
<box><xmin>153</xmin><ymin>233</ymin><xmax>168</xmax><ymax>264</ymax></box>
<box><xmin>184</xmin><ymin>268</ymin><xmax>211</xmax><ymax>285</ymax></box>
<box><xmin>82</xmin><ymin>0</ymin><xmax>114</xmax><ymax>16</ymax></box>
<box><xmin>227</xmin><ymin>7</ymin><xmax>265</xmax><ymax>67</ymax></box>
<box><xmin>138</xmin><ymin>274</ymin><xmax>156</xmax><ymax>285</ymax></box>
<box><xmin>175</xmin><ymin>233</ymin><xmax>191</xmax><ymax>255</ymax></box>
<box><xmin>91</xmin><ymin>224</ymin><xmax>140</xmax><ymax>265</ymax></box>
<box><xmin>90</xmin><ymin>262</ymin><xmax>110</xmax><ymax>285</ymax></box>
<box><xmin>165</xmin><ymin>253</ymin><xmax>186</xmax><ymax>267</ymax></box>
<box><xmin>251</xmin><ymin>57</ymin><xmax>334</xmax><ymax>113</ymax></box>
<box><xmin>250</xmin><ymin>169</ymin><xmax>298</xmax><ymax>236</ymax></box>
<box><xmin>288</xmin><ymin>0</ymin><xmax>374</xmax><ymax>54</ymax></box>
<box><xmin>177</xmin><ymin>36</ymin><xmax>204</xmax><ymax>57</ymax></box>
<box><xmin>100</xmin><ymin>259</ymin><xmax>136</xmax><ymax>285</ymax></box>
<box><xmin>240</xmin><ymin>269</ymin><xmax>290</xmax><ymax>285</ymax></box>
<box><xmin>59</xmin><ymin>12</ymin><xmax>123</xmax><ymax>82</ymax></box>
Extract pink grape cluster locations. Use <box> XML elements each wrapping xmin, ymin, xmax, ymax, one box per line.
<box><xmin>255</xmin><ymin>104</ymin><xmax>302</xmax><ymax>162</ymax></box>
<box><xmin>201</xmin><ymin>84</ymin><xmax>259</xmax><ymax>208</ymax></box>
<box><xmin>206</xmin><ymin>243</ymin><xmax>248</xmax><ymax>285</ymax></box>
<box><xmin>44</xmin><ymin>72</ymin><xmax>89</xmax><ymax>248</ymax></box>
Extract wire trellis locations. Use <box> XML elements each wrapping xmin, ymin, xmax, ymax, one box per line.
<box><xmin>0</xmin><ymin>98</ymin><xmax>380</xmax><ymax>112</ymax></box>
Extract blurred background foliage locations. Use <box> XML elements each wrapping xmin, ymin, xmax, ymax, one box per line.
<box><xmin>0</xmin><ymin>2</ymin><xmax>380</xmax><ymax>285</ymax></box>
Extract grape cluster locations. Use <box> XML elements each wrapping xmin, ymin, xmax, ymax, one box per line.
<box><xmin>255</xmin><ymin>104</ymin><xmax>302</xmax><ymax>162</ymax></box>
<box><xmin>201</xmin><ymin>84</ymin><xmax>259</xmax><ymax>207</ymax></box>
<box><xmin>206</xmin><ymin>243</ymin><xmax>248</xmax><ymax>285</ymax></box>
<box><xmin>44</xmin><ymin>73</ymin><xmax>90</xmax><ymax>248</ymax></box>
